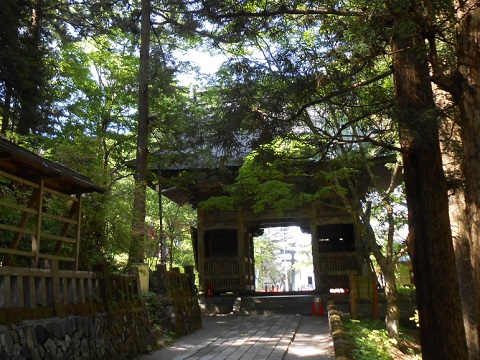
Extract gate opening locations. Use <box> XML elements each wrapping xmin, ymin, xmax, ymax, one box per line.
<box><xmin>253</xmin><ymin>226</ymin><xmax>314</xmax><ymax>293</ymax></box>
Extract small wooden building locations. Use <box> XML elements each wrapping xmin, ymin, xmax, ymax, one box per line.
<box><xmin>0</xmin><ymin>138</ymin><xmax>106</xmax><ymax>270</ymax></box>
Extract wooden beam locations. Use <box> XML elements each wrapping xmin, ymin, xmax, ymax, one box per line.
<box><xmin>33</xmin><ymin>179</ymin><xmax>45</xmax><ymax>268</ymax></box>
<box><xmin>4</xmin><ymin>188</ymin><xmax>40</xmax><ymax>266</ymax></box>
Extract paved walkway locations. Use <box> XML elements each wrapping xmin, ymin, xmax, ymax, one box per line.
<box><xmin>140</xmin><ymin>315</ymin><xmax>335</xmax><ymax>360</ymax></box>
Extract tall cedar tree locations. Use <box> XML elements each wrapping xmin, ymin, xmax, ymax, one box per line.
<box><xmin>130</xmin><ymin>0</ymin><xmax>150</xmax><ymax>264</ymax></box>
<box><xmin>391</xmin><ymin>5</ymin><xmax>467</xmax><ymax>358</ymax></box>
<box><xmin>194</xmin><ymin>1</ymin><xmax>472</xmax><ymax>357</ymax></box>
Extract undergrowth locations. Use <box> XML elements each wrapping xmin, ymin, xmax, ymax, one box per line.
<box><xmin>344</xmin><ymin>318</ymin><xmax>421</xmax><ymax>360</ymax></box>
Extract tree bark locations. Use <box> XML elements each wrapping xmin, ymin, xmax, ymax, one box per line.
<box><xmin>391</xmin><ymin>10</ymin><xmax>468</xmax><ymax>359</ymax></box>
<box><xmin>456</xmin><ymin>2</ymin><xmax>480</xmax><ymax>356</ymax></box>
<box><xmin>129</xmin><ymin>0</ymin><xmax>150</xmax><ymax>264</ymax></box>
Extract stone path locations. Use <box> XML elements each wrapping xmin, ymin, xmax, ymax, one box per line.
<box><xmin>140</xmin><ymin>315</ymin><xmax>335</xmax><ymax>360</ymax></box>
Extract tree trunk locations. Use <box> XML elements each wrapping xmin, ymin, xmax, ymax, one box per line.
<box><xmin>456</xmin><ymin>2</ymin><xmax>480</xmax><ymax>356</ymax></box>
<box><xmin>391</xmin><ymin>10</ymin><xmax>468</xmax><ymax>359</ymax></box>
<box><xmin>1</xmin><ymin>86</ymin><xmax>12</xmax><ymax>134</ymax></box>
<box><xmin>129</xmin><ymin>0</ymin><xmax>150</xmax><ymax>264</ymax></box>
<box><xmin>450</xmin><ymin>189</ymin><xmax>479</xmax><ymax>358</ymax></box>
<box><xmin>383</xmin><ymin>268</ymin><xmax>399</xmax><ymax>339</ymax></box>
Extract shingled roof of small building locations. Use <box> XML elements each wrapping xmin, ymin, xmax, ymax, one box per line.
<box><xmin>0</xmin><ymin>138</ymin><xmax>106</xmax><ymax>195</ymax></box>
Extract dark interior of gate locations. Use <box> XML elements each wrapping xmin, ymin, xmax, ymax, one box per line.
<box><xmin>191</xmin><ymin>204</ymin><xmax>367</xmax><ymax>296</ymax></box>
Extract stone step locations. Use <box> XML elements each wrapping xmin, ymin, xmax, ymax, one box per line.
<box><xmin>237</xmin><ymin>295</ymin><xmax>322</xmax><ymax>316</ymax></box>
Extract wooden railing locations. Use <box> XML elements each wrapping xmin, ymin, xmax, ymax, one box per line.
<box><xmin>204</xmin><ymin>257</ymin><xmax>241</xmax><ymax>291</ymax></box>
<box><xmin>204</xmin><ymin>257</ymin><xmax>240</xmax><ymax>277</ymax></box>
<box><xmin>318</xmin><ymin>252</ymin><xmax>359</xmax><ymax>288</ymax></box>
<box><xmin>318</xmin><ymin>252</ymin><xmax>359</xmax><ymax>272</ymax></box>
<box><xmin>0</xmin><ymin>261</ymin><xmax>140</xmax><ymax>314</ymax></box>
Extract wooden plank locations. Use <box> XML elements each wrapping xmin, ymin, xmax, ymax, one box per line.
<box><xmin>79</xmin><ymin>278</ymin><xmax>85</xmax><ymax>303</ymax></box>
<box><xmin>36</xmin><ymin>277</ymin><xmax>47</xmax><ymax>307</ymax></box>
<box><xmin>0</xmin><ymin>266</ymin><xmax>50</xmax><ymax>276</ymax></box>
<box><xmin>43</xmin><ymin>186</ymin><xmax>79</xmax><ymax>202</ymax></box>
<box><xmin>3</xmin><ymin>276</ymin><xmax>11</xmax><ymax>309</ymax></box>
<box><xmin>39</xmin><ymin>253</ymin><xmax>75</xmax><ymax>262</ymax></box>
<box><xmin>73</xmin><ymin>194</ymin><xmax>82</xmax><ymax>271</ymax></box>
<box><xmin>49</xmin><ymin>260</ymin><xmax>62</xmax><ymax>312</ymax></box>
<box><xmin>42</xmin><ymin>212</ymin><xmax>77</xmax><ymax>224</ymax></box>
<box><xmin>0</xmin><ymin>169</ymin><xmax>40</xmax><ymax>189</ymax></box>
<box><xmin>0</xmin><ymin>248</ymin><xmax>34</xmax><ymax>257</ymax></box>
<box><xmin>0</xmin><ymin>224</ymin><xmax>36</xmax><ymax>236</ymax></box>
<box><xmin>40</xmin><ymin>232</ymin><xmax>76</xmax><ymax>243</ymax></box>
<box><xmin>26</xmin><ymin>276</ymin><xmax>36</xmax><ymax>308</ymax></box>
<box><xmin>33</xmin><ymin>179</ymin><xmax>45</xmax><ymax>267</ymax></box>
<box><xmin>349</xmin><ymin>273</ymin><xmax>357</xmax><ymax>320</ymax></box>
<box><xmin>0</xmin><ymin>199</ymin><xmax>38</xmax><ymax>214</ymax></box>
<box><xmin>12</xmin><ymin>276</ymin><xmax>24</xmax><ymax>307</ymax></box>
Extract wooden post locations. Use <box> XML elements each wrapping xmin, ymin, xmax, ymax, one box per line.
<box><xmin>237</xmin><ymin>208</ymin><xmax>246</xmax><ymax>292</ymax></box>
<box><xmin>33</xmin><ymin>180</ymin><xmax>45</xmax><ymax>268</ymax></box>
<box><xmin>156</xmin><ymin>263</ymin><xmax>167</xmax><ymax>294</ymax></box>
<box><xmin>185</xmin><ymin>265</ymin><xmax>195</xmax><ymax>292</ymax></box>
<box><xmin>197</xmin><ymin>210</ymin><xmax>205</xmax><ymax>292</ymax></box>
<box><xmin>310</xmin><ymin>215</ymin><xmax>321</xmax><ymax>292</ymax></box>
<box><xmin>93</xmin><ymin>263</ymin><xmax>111</xmax><ymax>302</ymax></box>
<box><xmin>50</xmin><ymin>259</ymin><xmax>61</xmax><ymax>315</ymax></box>
<box><xmin>371</xmin><ymin>271</ymin><xmax>379</xmax><ymax>319</ymax></box>
<box><xmin>73</xmin><ymin>194</ymin><xmax>82</xmax><ymax>271</ymax></box>
<box><xmin>349</xmin><ymin>272</ymin><xmax>357</xmax><ymax>320</ymax></box>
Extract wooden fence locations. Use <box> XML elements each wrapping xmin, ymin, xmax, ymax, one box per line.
<box><xmin>155</xmin><ymin>264</ymin><xmax>196</xmax><ymax>294</ymax></box>
<box><xmin>0</xmin><ymin>260</ymin><xmax>140</xmax><ymax>318</ymax></box>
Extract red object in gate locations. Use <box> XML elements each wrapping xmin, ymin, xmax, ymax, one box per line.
<box><xmin>318</xmin><ymin>298</ymin><xmax>325</xmax><ymax>316</ymax></box>
<box><xmin>206</xmin><ymin>285</ymin><xmax>213</xmax><ymax>298</ymax></box>
<box><xmin>311</xmin><ymin>298</ymin><xmax>317</xmax><ymax>316</ymax></box>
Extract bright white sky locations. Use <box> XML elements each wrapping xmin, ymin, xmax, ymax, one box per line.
<box><xmin>177</xmin><ymin>49</ymin><xmax>226</xmax><ymax>85</ymax></box>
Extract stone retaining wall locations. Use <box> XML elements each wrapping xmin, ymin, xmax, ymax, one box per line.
<box><xmin>0</xmin><ymin>305</ymin><xmax>155</xmax><ymax>360</ymax></box>
<box><xmin>0</xmin><ymin>290</ymin><xmax>202</xmax><ymax>360</ymax></box>
<box><xmin>328</xmin><ymin>305</ymin><xmax>354</xmax><ymax>360</ymax></box>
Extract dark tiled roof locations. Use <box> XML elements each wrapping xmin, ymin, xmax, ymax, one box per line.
<box><xmin>0</xmin><ymin>138</ymin><xmax>106</xmax><ymax>194</ymax></box>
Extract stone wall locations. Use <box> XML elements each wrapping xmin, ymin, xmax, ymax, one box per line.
<box><xmin>145</xmin><ymin>290</ymin><xmax>202</xmax><ymax>339</ymax></box>
<box><xmin>0</xmin><ymin>305</ymin><xmax>156</xmax><ymax>360</ymax></box>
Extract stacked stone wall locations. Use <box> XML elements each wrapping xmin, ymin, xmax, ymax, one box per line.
<box><xmin>0</xmin><ymin>305</ymin><xmax>155</xmax><ymax>360</ymax></box>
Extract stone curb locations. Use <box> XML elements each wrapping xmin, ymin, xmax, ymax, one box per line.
<box><xmin>328</xmin><ymin>305</ymin><xmax>355</xmax><ymax>360</ymax></box>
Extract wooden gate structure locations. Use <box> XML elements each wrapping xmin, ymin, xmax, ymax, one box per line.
<box><xmin>157</xmin><ymin>154</ymin><xmax>397</xmax><ymax>295</ymax></box>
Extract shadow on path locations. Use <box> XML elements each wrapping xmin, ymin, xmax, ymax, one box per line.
<box><xmin>140</xmin><ymin>315</ymin><xmax>334</xmax><ymax>360</ymax></box>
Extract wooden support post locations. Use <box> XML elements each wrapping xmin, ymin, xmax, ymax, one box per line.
<box><xmin>33</xmin><ymin>179</ymin><xmax>45</xmax><ymax>268</ymax></box>
<box><xmin>156</xmin><ymin>263</ymin><xmax>167</xmax><ymax>295</ymax></box>
<box><xmin>73</xmin><ymin>194</ymin><xmax>82</xmax><ymax>271</ymax></box>
<box><xmin>185</xmin><ymin>265</ymin><xmax>195</xmax><ymax>292</ymax></box>
<box><xmin>2</xmin><ymin>276</ymin><xmax>11</xmax><ymax>308</ymax></box>
<box><xmin>372</xmin><ymin>271</ymin><xmax>379</xmax><ymax>320</ymax></box>
<box><xmin>93</xmin><ymin>263</ymin><xmax>111</xmax><ymax>303</ymax></box>
<box><xmin>349</xmin><ymin>272</ymin><xmax>357</xmax><ymax>320</ymax></box>
<box><xmin>50</xmin><ymin>259</ymin><xmax>61</xmax><ymax>315</ymax></box>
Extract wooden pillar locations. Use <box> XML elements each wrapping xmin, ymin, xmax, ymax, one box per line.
<box><xmin>185</xmin><ymin>265</ymin><xmax>195</xmax><ymax>292</ymax></box>
<box><xmin>197</xmin><ymin>209</ymin><xmax>205</xmax><ymax>292</ymax></box>
<box><xmin>311</xmin><ymin>219</ymin><xmax>321</xmax><ymax>292</ymax></box>
<box><xmin>371</xmin><ymin>271</ymin><xmax>379</xmax><ymax>319</ymax></box>
<box><xmin>50</xmin><ymin>259</ymin><xmax>61</xmax><ymax>316</ymax></box>
<box><xmin>349</xmin><ymin>272</ymin><xmax>357</xmax><ymax>320</ymax></box>
<box><xmin>237</xmin><ymin>208</ymin><xmax>247</xmax><ymax>292</ymax></box>
<box><xmin>156</xmin><ymin>263</ymin><xmax>167</xmax><ymax>294</ymax></box>
<box><xmin>33</xmin><ymin>179</ymin><xmax>45</xmax><ymax>268</ymax></box>
<box><xmin>73</xmin><ymin>193</ymin><xmax>82</xmax><ymax>271</ymax></box>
